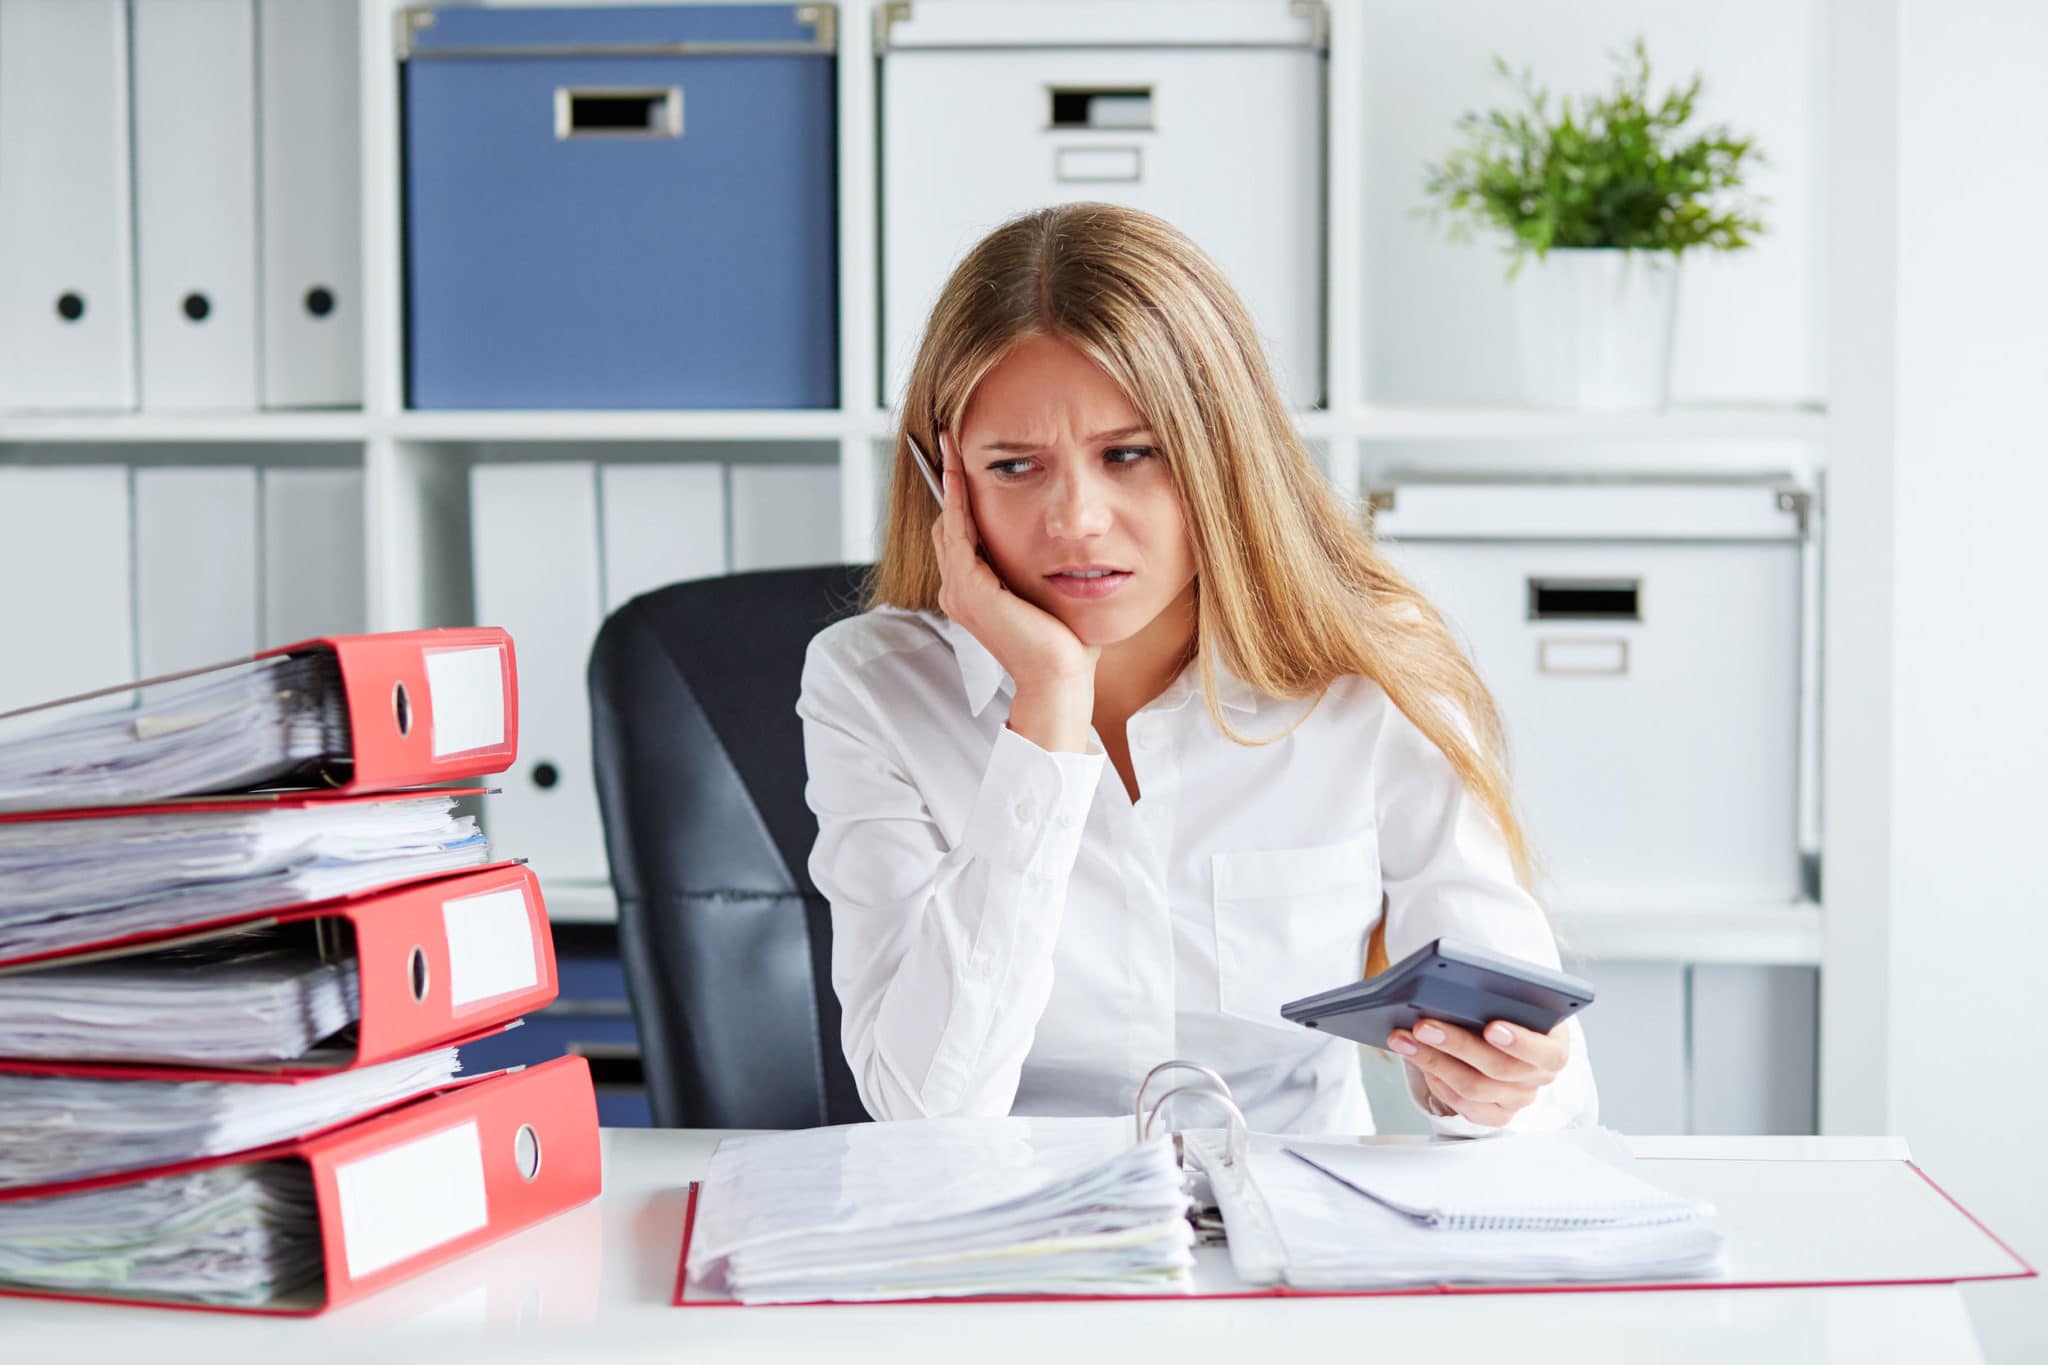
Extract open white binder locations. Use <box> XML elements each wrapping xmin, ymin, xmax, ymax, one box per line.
<box><xmin>675</xmin><ymin>1058</ymin><xmax>2035</xmax><ymax>1307</ymax></box>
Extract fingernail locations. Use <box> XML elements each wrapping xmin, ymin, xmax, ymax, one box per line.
<box><xmin>941</xmin><ymin>470</ymin><xmax>950</xmax><ymax>495</ymax></box>
<box><xmin>1389</xmin><ymin>1034</ymin><xmax>1418</xmax><ymax>1056</ymax></box>
<box><xmin>1415</xmin><ymin>1023</ymin><xmax>1446</xmax><ymax>1046</ymax></box>
<box><xmin>1487</xmin><ymin>1023</ymin><xmax>1516</xmax><ymax>1048</ymax></box>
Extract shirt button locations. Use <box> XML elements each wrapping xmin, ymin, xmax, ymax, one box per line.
<box><xmin>971</xmin><ymin>951</ymin><xmax>995</xmax><ymax>977</ymax></box>
<box><xmin>1054</xmin><ymin>813</ymin><xmax>1074</xmax><ymax>830</ymax></box>
<box><xmin>1013</xmin><ymin>800</ymin><xmax>1036</xmax><ymax>824</ymax></box>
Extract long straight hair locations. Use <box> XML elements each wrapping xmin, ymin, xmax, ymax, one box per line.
<box><xmin>865</xmin><ymin>204</ymin><xmax>1539</xmax><ymax>891</ymax></box>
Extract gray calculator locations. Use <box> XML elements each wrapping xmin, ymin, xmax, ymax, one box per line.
<box><xmin>1279</xmin><ymin>937</ymin><xmax>1594</xmax><ymax>1051</ymax></box>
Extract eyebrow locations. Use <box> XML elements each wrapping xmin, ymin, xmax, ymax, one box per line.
<box><xmin>978</xmin><ymin>425</ymin><xmax>1154</xmax><ymax>454</ymax></box>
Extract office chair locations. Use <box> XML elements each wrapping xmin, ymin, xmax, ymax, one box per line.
<box><xmin>588</xmin><ymin>564</ymin><xmax>873</xmax><ymax>1129</ymax></box>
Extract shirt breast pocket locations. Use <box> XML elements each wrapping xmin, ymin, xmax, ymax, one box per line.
<box><xmin>1211</xmin><ymin>831</ymin><xmax>1382</xmax><ymax>1032</ymax></box>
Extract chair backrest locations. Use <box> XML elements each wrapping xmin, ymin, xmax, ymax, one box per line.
<box><xmin>587</xmin><ymin>564</ymin><xmax>872</xmax><ymax>1129</ymax></box>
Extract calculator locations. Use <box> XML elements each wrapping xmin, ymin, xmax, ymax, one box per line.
<box><xmin>1279</xmin><ymin>937</ymin><xmax>1595</xmax><ymax>1051</ymax></box>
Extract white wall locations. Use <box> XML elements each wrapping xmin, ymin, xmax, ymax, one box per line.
<box><xmin>1828</xmin><ymin>2</ymin><xmax>2048</xmax><ymax>1358</ymax></box>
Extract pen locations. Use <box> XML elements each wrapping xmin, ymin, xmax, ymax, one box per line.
<box><xmin>905</xmin><ymin>432</ymin><xmax>946</xmax><ymax>506</ymax></box>
<box><xmin>910</xmin><ymin>431</ymin><xmax>996</xmax><ymax>571</ymax></box>
<box><xmin>1283</xmin><ymin>1147</ymin><xmax>1444</xmax><ymax>1228</ymax></box>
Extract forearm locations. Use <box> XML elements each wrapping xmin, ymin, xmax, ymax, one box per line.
<box><xmin>830</xmin><ymin>724</ymin><xmax>1103</xmax><ymax>1119</ymax></box>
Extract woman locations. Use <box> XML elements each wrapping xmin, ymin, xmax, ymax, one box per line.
<box><xmin>797</xmin><ymin>203</ymin><xmax>1596</xmax><ymax>1136</ymax></box>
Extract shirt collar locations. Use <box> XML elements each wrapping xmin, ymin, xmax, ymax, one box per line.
<box><xmin>930</xmin><ymin>612</ymin><xmax>1260</xmax><ymax>720</ymax></box>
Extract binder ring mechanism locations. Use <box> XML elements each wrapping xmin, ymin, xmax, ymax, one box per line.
<box><xmin>1134</xmin><ymin>1060</ymin><xmax>1249</xmax><ymax>1169</ymax></box>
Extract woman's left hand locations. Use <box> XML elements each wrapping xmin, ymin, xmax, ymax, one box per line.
<box><xmin>1388</xmin><ymin>1017</ymin><xmax>1571</xmax><ymax>1128</ymax></box>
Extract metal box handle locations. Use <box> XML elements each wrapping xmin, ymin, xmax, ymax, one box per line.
<box><xmin>1048</xmin><ymin>85</ymin><xmax>1155</xmax><ymax>131</ymax></box>
<box><xmin>1527</xmin><ymin>577</ymin><xmax>1641</xmax><ymax>622</ymax></box>
<box><xmin>555</xmin><ymin>86</ymin><xmax>683</xmax><ymax>140</ymax></box>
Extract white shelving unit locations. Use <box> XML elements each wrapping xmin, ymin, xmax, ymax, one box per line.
<box><xmin>0</xmin><ymin>0</ymin><xmax>1835</xmax><ymax>978</ymax></box>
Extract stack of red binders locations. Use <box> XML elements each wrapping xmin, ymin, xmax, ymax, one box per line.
<box><xmin>0</xmin><ymin>628</ymin><xmax>602</xmax><ymax>1314</ymax></box>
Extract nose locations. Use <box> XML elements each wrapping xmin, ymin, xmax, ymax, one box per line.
<box><xmin>1045</xmin><ymin>462</ymin><xmax>1114</xmax><ymax>540</ymax></box>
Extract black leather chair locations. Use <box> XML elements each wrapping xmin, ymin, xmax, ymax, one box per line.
<box><xmin>588</xmin><ymin>564</ymin><xmax>874</xmax><ymax>1129</ymax></box>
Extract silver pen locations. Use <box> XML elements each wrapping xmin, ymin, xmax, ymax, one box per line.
<box><xmin>905</xmin><ymin>432</ymin><xmax>946</xmax><ymax>507</ymax></box>
<box><xmin>1284</xmin><ymin>1147</ymin><xmax>1445</xmax><ymax>1228</ymax></box>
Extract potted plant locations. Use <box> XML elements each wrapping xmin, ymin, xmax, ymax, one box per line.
<box><xmin>1418</xmin><ymin>38</ymin><xmax>1768</xmax><ymax>411</ymax></box>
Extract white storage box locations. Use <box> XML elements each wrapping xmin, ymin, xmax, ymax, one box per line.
<box><xmin>878</xmin><ymin>0</ymin><xmax>1326</xmax><ymax>408</ymax></box>
<box><xmin>1370</xmin><ymin>479</ymin><xmax>1810</xmax><ymax>908</ymax></box>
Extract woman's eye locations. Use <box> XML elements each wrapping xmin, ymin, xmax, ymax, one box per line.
<box><xmin>985</xmin><ymin>446</ymin><xmax>1156</xmax><ymax>481</ymax></box>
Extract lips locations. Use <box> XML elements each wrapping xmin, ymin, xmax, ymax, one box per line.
<box><xmin>1045</xmin><ymin>567</ymin><xmax>1133</xmax><ymax>600</ymax></box>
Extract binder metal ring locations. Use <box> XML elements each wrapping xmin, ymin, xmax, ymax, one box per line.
<box><xmin>1142</xmin><ymin>1085</ymin><xmax>1249</xmax><ymax>1169</ymax></box>
<box><xmin>1133</xmin><ymin>1060</ymin><xmax>1233</xmax><ymax>1142</ymax></box>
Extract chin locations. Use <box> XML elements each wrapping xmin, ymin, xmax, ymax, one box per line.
<box><xmin>1047</xmin><ymin>598</ymin><xmax>1155</xmax><ymax>647</ymax></box>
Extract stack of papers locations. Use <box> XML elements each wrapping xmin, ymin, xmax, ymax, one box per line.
<box><xmin>1194</xmin><ymin>1129</ymin><xmax>1723</xmax><ymax>1289</ymax></box>
<box><xmin>0</xmin><ymin>1162</ymin><xmax>325</xmax><ymax>1307</ymax></box>
<box><xmin>0</xmin><ymin>1046</ymin><xmax>461</xmax><ymax>1190</ymax></box>
<box><xmin>0</xmin><ymin>945</ymin><xmax>360</xmax><ymax>1065</ymax></box>
<box><xmin>0</xmin><ymin>652</ymin><xmax>350</xmax><ymax>813</ymax></box>
<box><xmin>686</xmin><ymin>1116</ymin><xmax>1194</xmax><ymax>1303</ymax></box>
<box><xmin>0</xmin><ymin>794</ymin><xmax>488</xmax><ymax>960</ymax></box>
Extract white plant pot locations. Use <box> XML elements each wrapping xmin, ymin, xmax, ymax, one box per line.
<box><xmin>1512</xmin><ymin>247</ymin><xmax>1679</xmax><ymax>411</ymax></box>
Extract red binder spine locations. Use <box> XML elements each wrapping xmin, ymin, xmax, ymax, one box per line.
<box><xmin>261</xmin><ymin>627</ymin><xmax>519</xmax><ymax>791</ymax></box>
<box><xmin>0</xmin><ymin>1058</ymin><xmax>600</xmax><ymax>1315</ymax></box>
<box><xmin>340</xmin><ymin>862</ymin><xmax>559</xmax><ymax>1068</ymax></box>
<box><xmin>307</xmin><ymin>1056</ymin><xmax>601</xmax><ymax>1311</ymax></box>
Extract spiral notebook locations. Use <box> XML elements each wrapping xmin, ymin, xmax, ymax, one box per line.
<box><xmin>673</xmin><ymin>1060</ymin><xmax>2034</xmax><ymax>1307</ymax></box>
<box><xmin>1191</xmin><ymin>1129</ymin><xmax>1724</xmax><ymax>1290</ymax></box>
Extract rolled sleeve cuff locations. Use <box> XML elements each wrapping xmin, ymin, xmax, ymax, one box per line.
<box><xmin>961</xmin><ymin>725</ymin><xmax>1104</xmax><ymax>877</ymax></box>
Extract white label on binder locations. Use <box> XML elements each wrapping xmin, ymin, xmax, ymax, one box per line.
<box><xmin>442</xmin><ymin>886</ymin><xmax>539</xmax><ymax>1008</ymax></box>
<box><xmin>424</xmin><ymin>645</ymin><xmax>506</xmax><ymax>756</ymax></box>
<box><xmin>334</xmin><ymin>1120</ymin><xmax>490</xmax><ymax>1279</ymax></box>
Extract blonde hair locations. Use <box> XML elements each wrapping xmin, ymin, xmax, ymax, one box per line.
<box><xmin>864</xmin><ymin>203</ymin><xmax>1540</xmax><ymax>891</ymax></box>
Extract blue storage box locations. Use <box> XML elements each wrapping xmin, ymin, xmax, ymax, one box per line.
<box><xmin>401</xmin><ymin>5</ymin><xmax>839</xmax><ymax>409</ymax></box>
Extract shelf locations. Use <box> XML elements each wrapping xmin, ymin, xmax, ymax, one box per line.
<box><xmin>861</xmin><ymin>406</ymin><xmax>1727</xmax><ymax>444</ymax></box>
<box><xmin>386</xmin><ymin>409</ymin><xmax>851</xmax><ymax>444</ymax></box>
<box><xmin>0</xmin><ymin>411</ymin><xmax>369</xmax><ymax>443</ymax></box>
<box><xmin>1355</xmin><ymin>402</ymin><xmax>1828</xmax><ymax>444</ymax></box>
<box><xmin>0</xmin><ymin>410</ymin><xmax>847</xmax><ymax>446</ymax></box>
<box><xmin>856</xmin><ymin>409</ymin><xmax>1354</xmax><ymax>441</ymax></box>
<box><xmin>544</xmin><ymin>879</ymin><xmax>1823</xmax><ymax>966</ymax></box>
<box><xmin>544</xmin><ymin>881</ymin><xmax>623</xmax><ymax>926</ymax></box>
<box><xmin>2</xmin><ymin>404</ymin><xmax>1826</xmax><ymax>449</ymax></box>
<box><xmin>1552</xmin><ymin>902</ymin><xmax>1823</xmax><ymax>966</ymax></box>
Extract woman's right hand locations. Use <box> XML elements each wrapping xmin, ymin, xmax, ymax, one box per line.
<box><xmin>929</xmin><ymin>431</ymin><xmax>1101</xmax><ymax>731</ymax></box>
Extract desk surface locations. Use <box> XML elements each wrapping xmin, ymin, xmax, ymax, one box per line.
<box><xmin>1</xmin><ymin>1132</ymin><xmax>1993</xmax><ymax>1365</ymax></box>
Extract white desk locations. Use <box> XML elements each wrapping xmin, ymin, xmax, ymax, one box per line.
<box><xmin>1</xmin><ymin>1133</ymin><xmax>1994</xmax><ymax>1364</ymax></box>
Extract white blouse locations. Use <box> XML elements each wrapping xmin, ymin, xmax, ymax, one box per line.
<box><xmin>796</xmin><ymin>605</ymin><xmax>1598</xmax><ymax>1138</ymax></box>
